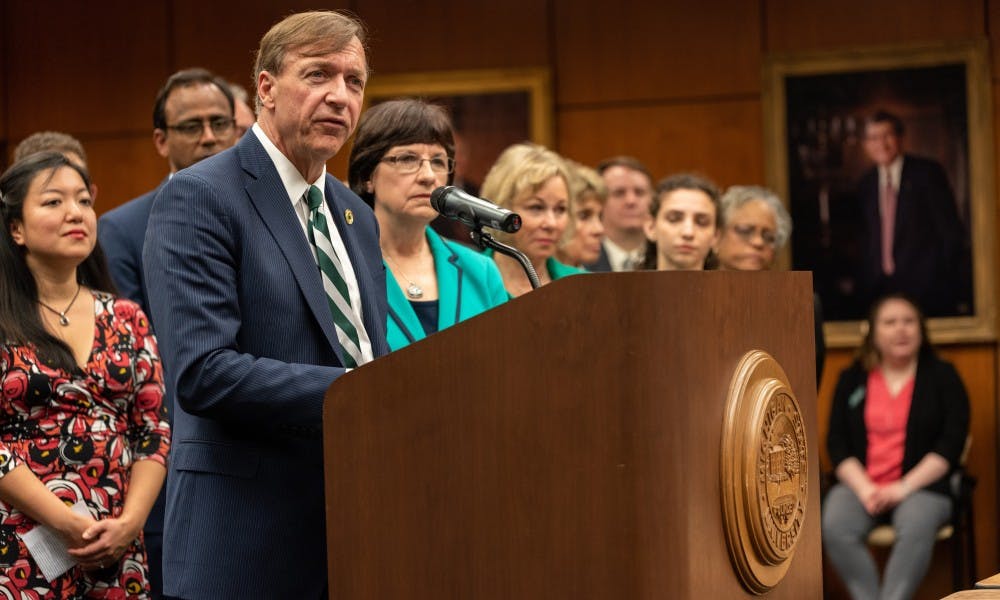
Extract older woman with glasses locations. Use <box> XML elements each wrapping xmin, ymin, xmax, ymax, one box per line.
<box><xmin>713</xmin><ymin>185</ymin><xmax>790</xmax><ymax>271</ymax></box>
<box><xmin>715</xmin><ymin>185</ymin><xmax>826</xmax><ymax>383</ymax></box>
<box><xmin>349</xmin><ymin>99</ymin><xmax>507</xmax><ymax>351</ymax></box>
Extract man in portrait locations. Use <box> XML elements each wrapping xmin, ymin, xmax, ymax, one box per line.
<box><xmin>855</xmin><ymin>110</ymin><xmax>969</xmax><ymax>317</ymax></box>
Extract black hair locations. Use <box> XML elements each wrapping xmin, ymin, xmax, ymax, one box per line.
<box><xmin>0</xmin><ymin>152</ymin><xmax>117</xmax><ymax>371</ymax></box>
<box><xmin>152</xmin><ymin>68</ymin><xmax>236</xmax><ymax>130</ymax></box>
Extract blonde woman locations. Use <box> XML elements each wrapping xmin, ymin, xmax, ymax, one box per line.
<box><xmin>557</xmin><ymin>161</ymin><xmax>606</xmax><ymax>269</ymax></box>
<box><xmin>479</xmin><ymin>144</ymin><xmax>585</xmax><ymax>296</ymax></box>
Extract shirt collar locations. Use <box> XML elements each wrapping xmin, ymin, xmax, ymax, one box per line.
<box><xmin>252</xmin><ymin>122</ymin><xmax>326</xmax><ymax>204</ymax></box>
<box><xmin>879</xmin><ymin>155</ymin><xmax>904</xmax><ymax>190</ymax></box>
<box><xmin>603</xmin><ymin>238</ymin><xmax>644</xmax><ymax>271</ymax></box>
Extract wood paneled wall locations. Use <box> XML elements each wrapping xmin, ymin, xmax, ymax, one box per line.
<box><xmin>1</xmin><ymin>1</ymin><xmax>998</xmax><ymax>596</ymax></box>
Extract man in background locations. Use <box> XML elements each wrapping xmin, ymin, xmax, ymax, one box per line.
<box><xmin>14</xmin><ymin>131</ymin><xmax>89</xmax><ymax>169</ymax></box>
<box><xmin>585</xmin><ymin>155</ymin><xmax>653</xmax><ymax>271</ymax></box>
<box><xmin>13</xmin><ymin>131</ymin><xmax>96</xmax><ymax>198</ymax></box>
<box><xmin>227</xmin><ymin>80</ymin><xmax>256</xmax><ymax>137</ymax></box>
<box><xmin>97</xmin><ymin>67</ymin><xmax>236</xmax><ymax>599</ymax></box>
<box><xmin>99</xmin><ymin>68</ymin><xmax>236</xmax><ymax>310</ymax></box>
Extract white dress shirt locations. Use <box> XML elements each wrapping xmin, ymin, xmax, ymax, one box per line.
<box><xmin>252</xmin><ymin>123</ymin><xmax>374</xmax><ymax>364</ymax></box>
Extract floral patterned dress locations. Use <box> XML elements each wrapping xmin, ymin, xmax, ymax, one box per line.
<box><xmin>0</xmin><ymin>292</ymin><xmax>170</xmax><ymax>598</ymax></box>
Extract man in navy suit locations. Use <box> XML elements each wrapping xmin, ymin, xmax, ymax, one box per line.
<box><xmin>143</xmin><ymin>11</ymin><xmax>388</xmax><ymax>599</ymax></box>
<box><xmin>97</xmin><ymin>68</ymin><xmax>236</xmax><ymax>599</ymax></box>
<box><xmin>100</xmin><ymin>68</ymin><xmax>236</xmax><ymax>313</ymax></box>
<box><xmin>855</xmin><ymin>111</ymin><xmax>969</xmax><ymax>317</ymax></box>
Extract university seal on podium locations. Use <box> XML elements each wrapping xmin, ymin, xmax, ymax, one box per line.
<box><xmin>720</xmin><ymin>350</ymin><xmax>807</xmax><ymax>594</ymax></box>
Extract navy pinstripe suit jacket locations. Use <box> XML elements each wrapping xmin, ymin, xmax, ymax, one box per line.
<box><xmin>143</xmin><ymin>132</ymin><xmax>388</xmax><ymax>598</ymax></box>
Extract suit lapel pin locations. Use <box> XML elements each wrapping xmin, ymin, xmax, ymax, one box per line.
<box><xmin>344</xmin><ymin>209</ymin><xmax>354</xmax><ymax>224</ymax></box>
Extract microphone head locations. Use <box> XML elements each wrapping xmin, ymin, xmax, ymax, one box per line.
<box><xmin>430</xmin><ymin>185</ymin><xmax>521</xmax><ymax>233</ymax></box>
<box><xmin>502</xmin><ymin>213</ymin><xmax>522</xmax><ymax>233</ymax></box>
<box><xmin>430</xmin><ymin>186</ymin><xmax>453</xmax><ymax>213</ymax></box>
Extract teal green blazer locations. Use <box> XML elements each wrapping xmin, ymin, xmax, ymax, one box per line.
<box><xmin>386</xmin><ymin>228</ymin><xmax>507</xmax><ymax>350</ymax></box>
<box><xmin>546</xmin><ymin>256</ymin><xmax>588</xmax><ymax>280</ymax></box>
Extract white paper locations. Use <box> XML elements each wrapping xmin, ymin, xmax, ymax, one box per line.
<box><xmin>19</xmin><ymin>501</ymin><xmax>91</xmax><ymax>582</ymax></box>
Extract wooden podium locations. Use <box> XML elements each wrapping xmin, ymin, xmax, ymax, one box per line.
<box><xmin>323</xmin><ymin>271</ymin><xmax>823</xmax><ymax>598</ymax></box>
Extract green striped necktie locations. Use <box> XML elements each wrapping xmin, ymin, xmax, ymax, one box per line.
<box><xmin>306</xmin><ymin>185</ymin><xmax>364</xmax><ymax>367</ymax></box>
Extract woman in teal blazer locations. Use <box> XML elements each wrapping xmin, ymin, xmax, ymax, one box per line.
<box><xmin>349</xmin><ymin>99</ymin><xmax>507</xmax><ymax>350</ymax></box>
<box><xmin>387</xmin><ymin>229</ymin><xmax>506</xmax><ymax>348</ymax></box>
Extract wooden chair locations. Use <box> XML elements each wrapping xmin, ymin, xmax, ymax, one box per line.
<box><xmin>866</xmin><ymin>436</ymin><xmax>977</xmax><ymax>591</ymax></box>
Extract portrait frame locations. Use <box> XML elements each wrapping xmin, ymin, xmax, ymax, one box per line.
<box><xmin>763</xmin><ymin>40</ymin><xmax>996</xmax><ymax>347</ymax></box>
<box><xmin>361</xmin><ymin>67</ymin><xmax>553</xmax><ymax>190</ymax></box>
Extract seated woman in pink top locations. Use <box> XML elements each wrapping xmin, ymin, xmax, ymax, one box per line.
<box><xmin>823</xmin><ymin>294</ymin><xmax>969</xmax><ymax>600</ymax></box>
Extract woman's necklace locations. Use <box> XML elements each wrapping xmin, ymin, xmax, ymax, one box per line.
<box><xmin>38</xmin><ymin>283</ymin><xmax>82</xmax><ymax>326</ymax></box>
<box><xmin>384</xmin><ymin>254</ymin><xmax>424</xmax><ymax>300</ymax></box>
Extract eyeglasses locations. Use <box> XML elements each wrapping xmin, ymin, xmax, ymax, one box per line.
<box><xmin>381</xmin><ymin>153</ymin><xmax>455</xmax><ymax>175</ymax></box>
<box><xmin>728</xmin><ymin>223</ymin><xmax>778</xmax><ymax>247</ymax></box>
<box><xmin>165</xmin><ymin>117</ymin><xmax>236</xmax><ymax>139</ymax></box>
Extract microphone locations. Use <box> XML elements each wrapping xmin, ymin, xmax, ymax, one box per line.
<box><xmin>430</xmin><ymin>186</ymin><xmax>521</xmax><ymax>233</ymax></box>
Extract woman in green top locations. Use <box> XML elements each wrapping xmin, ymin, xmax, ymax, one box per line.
<box><xmin>480</xmin><ymin>143</ymin><xmax>585</xmax><ymax>297</ymax></box>
<box><xmin>348</xmin><ymin>99</ymin><xmax>507</xmax><ymax>350</ymax></box>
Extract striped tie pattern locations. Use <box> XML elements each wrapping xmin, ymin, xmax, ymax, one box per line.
<box><xmin>306</xmin><ymin>185</ymin><xmax>364</xmax><ymax>367</ymax></box>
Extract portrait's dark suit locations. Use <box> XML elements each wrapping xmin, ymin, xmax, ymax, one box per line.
<box><xmin>143</xmin><ymin>132</ymin><xmax>389</xmax><ymax>598</ymax></box>
<box><xmin>856</xmin><ymin>155</ymin><xmax>967</xmax><ymax>317</ymax></box>
<box><xmin>97</xmin><ymin>178</ymin><xmax>168</xmax><ymax>597</ymax></box>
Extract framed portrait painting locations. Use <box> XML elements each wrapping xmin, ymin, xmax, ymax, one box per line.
<box><xmin>763</xmin><ymin>40</ymin><xmax>996</xmax><ymax>347</ymax></box>
<box><xmin>360</xmin><ymin>67</ymin><xmax>553</xmax><ymax>194</ymax></box>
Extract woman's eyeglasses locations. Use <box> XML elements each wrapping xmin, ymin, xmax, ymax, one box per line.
<box><xmin>381</xmin><ymin>153</ymin><xmax>455</xmax><ymax>175</ymax></box>
<box><xmin>728</xmin><ymin>223</ymin><xmax>778</xmax><ymax>247</ymax></box>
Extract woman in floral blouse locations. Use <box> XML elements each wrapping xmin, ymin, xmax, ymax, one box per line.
<box><xmin>0</xmin><ymin>152</ymin><xmax>170</xmax><ymax>597</ymax></box>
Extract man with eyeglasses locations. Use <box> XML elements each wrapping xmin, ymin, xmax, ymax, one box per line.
<box><xmin>100</xmin><ymin>68</ymin><xmax>236</xmax><ymax>312</ymax></box>
<box><xmin>96</xmin><ymin>66</ymin><xmax>235</xmax><ymax>600</ymax></box>
<box><xmin>152</xmin><ymin>69</ymin><xmax>238</xmax><ymax>172</ymax></box>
